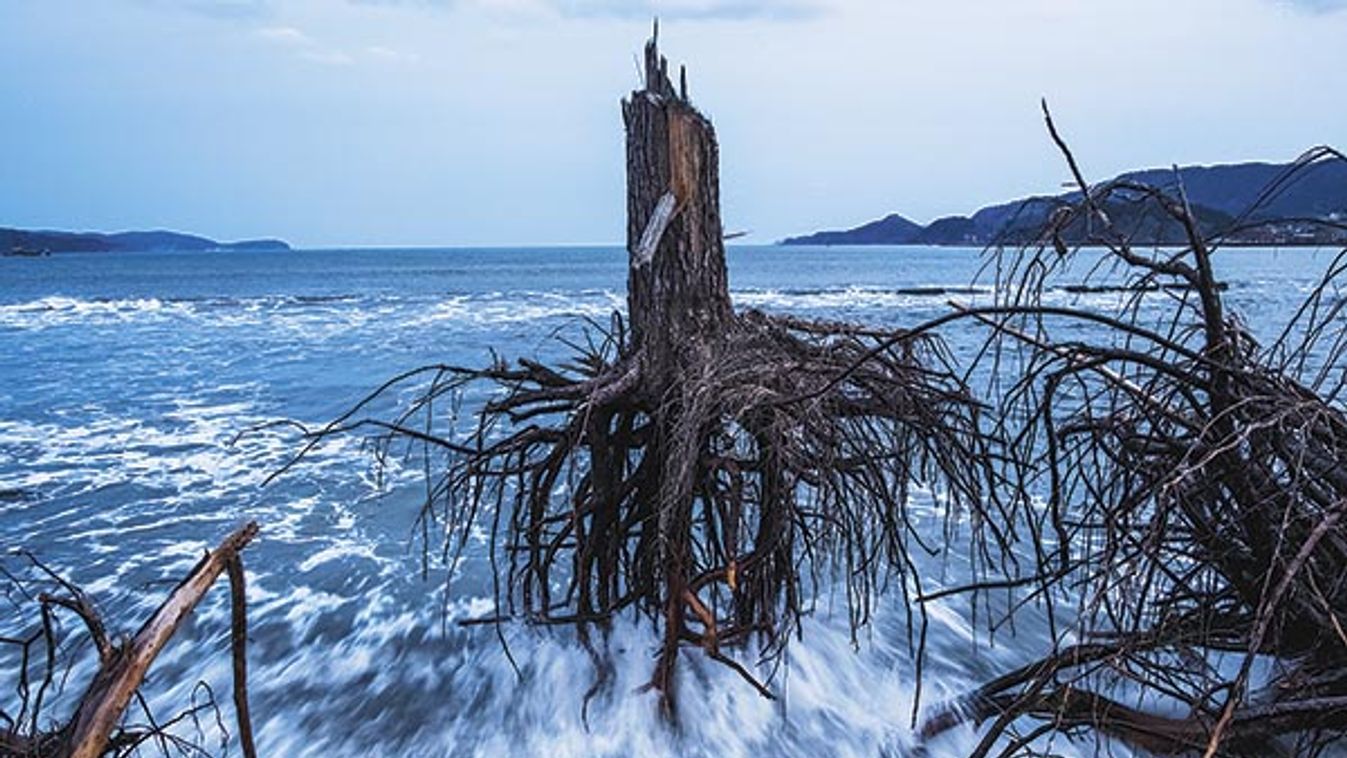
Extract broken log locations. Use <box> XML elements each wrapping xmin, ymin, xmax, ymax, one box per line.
<box><xmin>65</xmin><ymin>521</ymin><xmax>259</xmax><ymax>758</ymax></box>
<box><xmin>0</xmin><ymin>522</ymin><xmax>260</xmax><ymax>758</ymax></box>
<box><xmin>227</xmin><ymin>555</ymin><xmax>258</xmax><ymax>758</ymax></box>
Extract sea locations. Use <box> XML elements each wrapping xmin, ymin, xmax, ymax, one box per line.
<box><xmin>0</xmin><ymin>244</ymin><xmax>1340</xmax><ymax>756</ymax></box>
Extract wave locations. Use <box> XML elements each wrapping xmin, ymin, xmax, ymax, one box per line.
<box><xmin>0</xmin><ymin>393</ymin><xmax>1035</xmax><ymax>757</ymax></box>
<box><xmin>0</xmin><ymin>280</ymin><xmax>1271</xmax><ymax>333</ymax></box>
<box><xmin>734</xmin><ymin>285</ymin><xmax>993</xmax><ymax>312</ymax></box>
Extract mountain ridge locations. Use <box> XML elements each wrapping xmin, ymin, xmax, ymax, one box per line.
<box><xmin>1</xmin><ymin>227</ymin><xmax>291</xmax><ymax>255</ymax></box>
<box><xmin>781</xmin><ymin>159</ymin><xmax>1347</xmax><ymax>247</ymax></box>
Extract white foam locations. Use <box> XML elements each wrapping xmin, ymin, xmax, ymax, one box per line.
<box><xmin>0</xmin><ymin>295</ymin><xmax>196</xmax><ymax>329</ymax></box>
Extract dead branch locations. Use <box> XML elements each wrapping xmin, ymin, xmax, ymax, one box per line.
<box><xmin>917</xmin><ymin>106</ymin><xmax>1347</xmax><ymax>755</ymax></box>
<box><xmin>1</xmin><ymin>523</ymin><xmax>260</xmax><ymax>758</ymax></box>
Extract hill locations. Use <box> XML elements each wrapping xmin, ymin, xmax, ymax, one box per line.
<box><xmin>781</xmin><ymin>159</ymin><xmax>1347</xmax><ymax>246</ymax></box>
<box><xmin>1</xmin><ymin>228</ymin><xmax>291</xmax><ymax>255</ymax></box>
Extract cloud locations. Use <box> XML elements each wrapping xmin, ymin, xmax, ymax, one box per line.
<box><xmin>366</xmin><ymin>45</ymin><xmax>422</xmax><ymax>64</ymax></box>
<box><xmin>253</xmin><ymin>26</ymin><xmax>417</xmax><ymax>66</ymax></box>
<box><xmin>256</xmin><ymin>25</ymin><xmax>313</xmax><ymax>44</ymax></box>
<box><xmin>1278</xmin><ymin>0</ymin><xmax>1347</xmax><ymax>11</ymax></box>
<box><xmin>145</xmin><ymin>0</ymin><xmax>272</xmax><ymax>19</ymax></box>
<box><xmin>347</xmin><ymin>0</ymin><xmax>825</xmax><ymax>21</ymax></box>
<box><xmin>150</xmin><ymin>0</ymin><xmax>825</xmax><ymax>23</ymax></box>
<box><xmin>554</xmin><ymin>0</ymin><xmax>823</xmax><ymax>20</ymax></box>
<box><xmin>254</xmin><ymin>25</ymin><xmax>354</xmax><ymax>65</ymax></box>
<box><xmin>299</xmin><ymin>49</ymin><xmax>356</xmax><ymax>65</ymax></box>
<box><xmin>142</xmin><ymin>0</ymin><xmax>1347</xmax><ymax>25</ymax></box>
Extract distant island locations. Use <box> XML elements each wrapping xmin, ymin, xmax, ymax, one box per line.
<box><xmin>1</xmin><ymin>227</ymin><xmax>290</xmax><ymax>256</ymax></box>
<box><xmin>781</xmin><ymin>160</ymin><xmax>1347</xmax><ymax>247</ymax></box>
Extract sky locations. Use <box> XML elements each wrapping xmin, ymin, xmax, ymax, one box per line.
<box><xmin>1</xmin><ymin>0</ymin><xmax>1346</xmax><ymax>247</ymax></box>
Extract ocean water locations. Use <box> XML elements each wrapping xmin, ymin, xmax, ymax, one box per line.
<box><xmin>0</xmin><ymin>245</ymin><xmax>1340</xmax><ymax>756</ymax></box>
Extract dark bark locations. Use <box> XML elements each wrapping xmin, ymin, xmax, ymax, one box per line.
<box><xmin>621</xmin><ymin>28</ymin><xmax>737</xmax><ymax>714</ymax></box>
<box><xmin>623</xmin><ymin>27</ymin><xmax>733</xmax><ymax>381</ymax></box>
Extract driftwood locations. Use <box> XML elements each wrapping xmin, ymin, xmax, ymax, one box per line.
<box><xmin>912</xmin><ymin>110</ymin><xmax>1347</xmax><ymax>755</ymax></box>
<box><xmin>1</xmin><ymin>522</ymin><xmax>259</xmax><ymax>758</ymax></box>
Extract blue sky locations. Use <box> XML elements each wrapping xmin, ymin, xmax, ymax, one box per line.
<box><xmin>1</xmin><ymin>0</ymin><xmax>1345</xmax><ymax>246</ymax></box>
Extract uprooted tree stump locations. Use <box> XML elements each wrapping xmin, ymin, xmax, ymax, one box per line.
<box><xmin>288</xmin><ymin>27</ymin><xmax>992</xmax><ymax>719</ymax></box>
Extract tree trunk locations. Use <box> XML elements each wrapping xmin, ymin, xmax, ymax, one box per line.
<box><xmin>63</xmin><ymin>523</ymin><xmax>259</xmax><ymax>758</ymax></box>
<box><xmin>623</xmin><ymin>23</ymin><xmax>733</xmax><ymax>382</ymax></box>
<box><xmin>620</xmin><ymin>25</ymin><xmax>735</xmax><ymax>715</ymax></box>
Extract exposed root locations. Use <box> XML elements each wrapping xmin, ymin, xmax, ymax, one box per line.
<box><xmin>299</xmin><ymin>304</ymin><xmax>992</xmax><ymax>717</ymax></box>
<box><xmin>917</xmin><ymin>108</ymin><xmax>1347</xmax><ymax>755</ymax></box>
